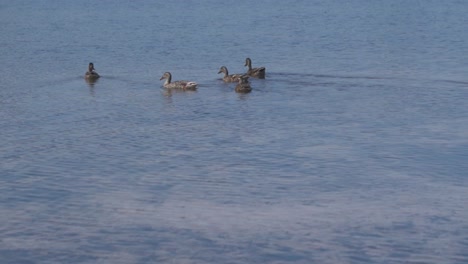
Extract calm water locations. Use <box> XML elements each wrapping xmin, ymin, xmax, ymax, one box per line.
<box><xmin>1</xmin><ymin>1</ymin><xmax>468</xmax><ymax>263</ymax></box>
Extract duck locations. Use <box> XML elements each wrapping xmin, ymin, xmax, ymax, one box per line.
<box><xmin>218</xmin><ymin>66</ymin><xmax>243</xmax><ymax>83</ymax></box>
<box><xmin>84</xmin><ymin>62</ymin><xmax>100</xmax><ymax>80</ymax></box>
<box><xmin>235</xmin><ymin>75</ymin><xmax>252</xmax><ymax>93</ymax></box>
<box><xmin>244</xmin><ymin>58</ymin><xmax>265</xmax><ymax>79</ymax></box>
<box><xmin>159</xmin><ymin>72</ymin><xmax>197</xmax><ymax>90</ymax></box>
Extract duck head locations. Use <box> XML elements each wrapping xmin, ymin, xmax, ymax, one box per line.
<box><xmin>88</xmin><ymin>62</ymin><xmax>96</xmax><ymax>72</ymax></box>
<box><xmin>160</xmin><ymin>72</ymin><xmax>172</xmax><ymax>82</ymax></box>
<box><xmin>218</xmin><ymin>66</ymin><xmax>228</xmax><ymax>75</ymax></box>
<box><xmin>239</xmin><ymin>75</ymin><xmax>250</xmax><ymax>83</ymax></box>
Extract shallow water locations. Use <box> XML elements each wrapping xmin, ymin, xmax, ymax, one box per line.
<box><xmin>1</xmin><ymin>1</ymin><xmax>468</xmax><ymax>263</ymax></box>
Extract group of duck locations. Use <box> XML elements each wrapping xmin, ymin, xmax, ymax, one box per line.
<box><xmin>84</xmin><ymin>58</ymin><xmax>266</xmax><ymax>93</ymax></box>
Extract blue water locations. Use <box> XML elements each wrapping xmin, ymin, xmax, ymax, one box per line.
<box><xmin>1</xmin><ymin>1</ymin><xmax>468</xmax><ymax>263</ymax></box>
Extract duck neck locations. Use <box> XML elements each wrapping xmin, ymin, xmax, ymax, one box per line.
<box><xmin>165</xmin><ymin>75</ymin><xmax>171</xmax><ymax>85</ymax></box>
<box><xmin>246</xmin><ymin>60</ymin><xmax>252</xmax><ymax>71</ymax></box>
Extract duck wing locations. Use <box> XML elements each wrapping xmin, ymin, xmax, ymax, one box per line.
<box><xmin>168</xmin><ymin>80</ymin><xmax>197</xmax><ymax>90</ymax></box>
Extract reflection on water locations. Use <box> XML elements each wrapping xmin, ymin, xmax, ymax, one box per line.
<box><xmin>236</xmin><ymin>92</ymin><xmax>251</xmax><ymax>100</ymax></box>
<box><xmin>85</xmin><ymin>76</ymin><xmax>99</xmax><ymax>87</ymax></box>
<box><xmin>1</xmin><ymin>0</ymin><xmax>468</xmax><ymax>263</ymax></box>
<box><xmin>162</xmin><ymin>87</ymin><xmax>197</xmax><ymax>97</ymax></box>
<box><xmin>85</xmin><ymin>77</ymin><xmax>99</xmax><ymax>97</ymax></box>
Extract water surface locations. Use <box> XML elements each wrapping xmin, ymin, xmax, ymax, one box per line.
<box><xmin>1</xmin><ymin>1</ymin><xmax>468</xmax><ymax>263</ymax></box>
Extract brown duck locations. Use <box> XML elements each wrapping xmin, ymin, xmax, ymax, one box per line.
<box><xmin>235</xmin><ymin>75</ymin><xmax>252</xmax><ymax>93</ymax></box>
<box><xmin>84</xmin><ymin>62</ymin><xmax>100</xmax><ymax>80</ymax></box>
<box><xmin>159</xmin><ymin>72</ymin><xmax>197</xmax><ymax>90</ymax></box>
<box><xmin>218</xmin><ymin>66</ymin><xmax>243</xmax><ymax>83</ymax></box>
<box><xmin>244</xmin><ymin>58</ymin><xmax>265</xmax><ymax>79</ymax></box>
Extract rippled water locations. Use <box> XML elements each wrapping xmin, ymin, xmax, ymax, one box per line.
<box><xmin>1</xmin><ymin>1</ymin><xmax>468</xmax><ymax>263</ymax></box>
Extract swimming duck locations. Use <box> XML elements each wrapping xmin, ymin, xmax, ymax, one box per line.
<box><xmin>218</xmin><ymin>66</ymin><xmax>243</xmax><ymax>83</ymax></box>
<box><xmin>244</xmin><ymin>58</ymin><xmax>265</xmax><ymax>79</ymax></box>
<box><xmin>84</xmin><ymin>62</ymin><xmax>100</xmax><ymax>79</ymax></box>
<box><xmin>159</xmin><ymin>72</ymin><xmax>197</xmax><ymax>90</ymax></box>
<box><xmin>235</xmin><ymin>75</ymin><xmax>252</xmax><ymax>93</ymax></box>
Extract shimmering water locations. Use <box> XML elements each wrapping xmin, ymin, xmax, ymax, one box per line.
<box><xmin>1</xmin><ymin>1</ymin><xmax>468</xmax><ymax>263</ymax></box>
